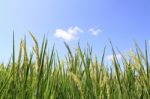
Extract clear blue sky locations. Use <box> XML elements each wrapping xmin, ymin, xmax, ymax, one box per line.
<box><xmin>0</xmin><ymin>0</ymin><xmax>150</xmax><ymax>62</ymax></box>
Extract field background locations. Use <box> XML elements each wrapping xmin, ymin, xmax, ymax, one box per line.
<box><xmin>0</xmin><ymin>33</ymin><xmax>149</xmax><ymax>98</ymax></box>
<box><xmin>0</xmin><ymin>0</ymin><xmax>150</xmax><ymax>98</ymax></box>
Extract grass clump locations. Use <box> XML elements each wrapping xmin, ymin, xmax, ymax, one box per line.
<box><xmin>0</xmin><ymin>32</ymin><xmax>150</xmax><ymax>99</ymax></box>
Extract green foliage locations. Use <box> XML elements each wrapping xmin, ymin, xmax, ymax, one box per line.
<box><xmin>0</xmin><ymin>32</ymin><xmax>150</xmax><ymax>99</ymax></box>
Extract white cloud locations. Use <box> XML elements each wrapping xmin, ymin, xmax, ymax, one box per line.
<box><xmin>54</xmin><ymin>26</ymin><xmax>83</xmax><ymax>41</ymax></box>
<box><xmin>107</xmin><ymin>54</ymin><xmax>122</xmax><ymax>61</ymax></box>
<box><xmin>68</xmin><ymin>26</ymin><xmax>83</xmax><ymax>35</ymax></box>
<box><xmin>88</xmin><ymin>28</ymin><xmax>102</xmax><ymax>36</ymax></box>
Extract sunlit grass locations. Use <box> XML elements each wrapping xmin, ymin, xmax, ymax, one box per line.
<box><xmin>0</xmin><ymin>32</ymin><xmax>150</xmax><ymax>99</ymax></box>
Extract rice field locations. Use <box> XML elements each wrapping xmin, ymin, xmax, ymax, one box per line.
<box><xmin>0</xmin><ymin>32</ymin><xmax>150</xmax><ymax>99</ymax></box>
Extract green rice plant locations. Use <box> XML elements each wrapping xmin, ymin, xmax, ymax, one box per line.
<box><xmin>0</xmin><ymin>32</ymin><xmax>149</xmax><ymax>99</ymax></box>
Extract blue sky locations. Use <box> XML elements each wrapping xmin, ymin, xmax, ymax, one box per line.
<box><xmin>0</xmin><ymin>0</ymin><xmax>150</xmax><ymax>63</ymax></box>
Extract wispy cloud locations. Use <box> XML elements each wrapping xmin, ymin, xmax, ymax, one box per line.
<box><xmin>107</xmin><ymin>54</ymin><xmax>122</xmax><ymax>61</ymax></box>
<box><xmin>54</xmin><ymin>26</ymin><xmax>83</xmax><ymax>41</ymax></box>
<box><xmin>54</xmin><ymin>26</ymin><xmax>102</xmax><ymax>41</ymax></box>
<box><xmin>88</xmin><ymin>28</ymin><xmax>102</xmax><ymax>36</ymax></box>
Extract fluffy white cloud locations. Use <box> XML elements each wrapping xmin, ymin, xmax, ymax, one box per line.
<box><xmin>88</xmin><ymin>28</ymin><xmax>102</xmax><ymax>36</ymax></box>
<box><xmin>54</xmin><ymin>26</ymin><xmax>83</xmax><ymax>41</ymax></box>
<box><xmin>54</xmin><ymin>26</ymin><xmax>103</xmax><ymax>41</ymax></box>
<box><xmin>107</xmin><ymin>54</ymin><xmax>122</xmax><ymax>61</ymax></box>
